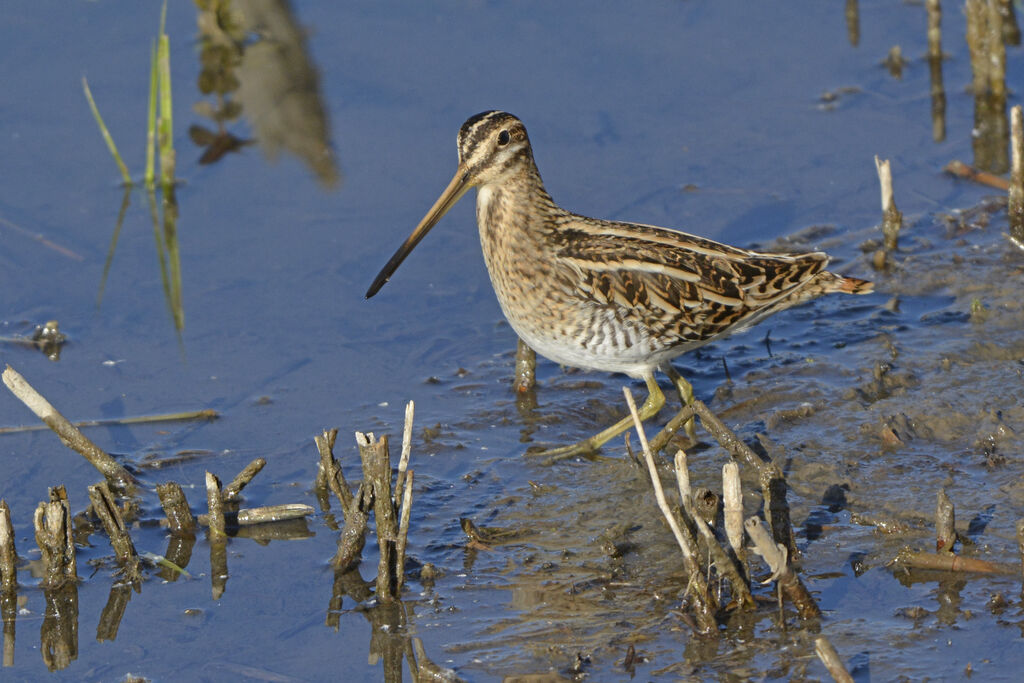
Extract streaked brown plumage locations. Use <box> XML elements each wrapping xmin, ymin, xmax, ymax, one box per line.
<box><xmin>367</xmin><ymin>111</ymin><xmax>872</xmax><ymax>456</ymax></box>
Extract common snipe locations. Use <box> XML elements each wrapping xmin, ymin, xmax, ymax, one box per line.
<box><xmin>367</xmin><ymin>111</ymin><xmax>872</xmax><ymax>456</ymax></box>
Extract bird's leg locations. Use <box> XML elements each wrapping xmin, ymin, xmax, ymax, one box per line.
<box><xmin>648</xmin><ymin>365</ymin><xmax>697</xmax><ymax>453</ymax></box>
<box><xmin>513</xmin><ymin>338</ymin><xmax>537</xmax><ymax>393</ymax></box>
<box><xmin>535</xmin><ymin>374</ymin><xmax>665</xmax><ymax>459</ymax></box>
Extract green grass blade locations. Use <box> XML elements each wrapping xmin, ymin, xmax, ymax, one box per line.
<box><xmin>82</xmin><ymin>77</ymin><xmax>132</xmax><ymax>186</ymax></box>
<box><xmin>157</xmin><ymin>33</ymin><xmax>175</xmax><ymax>190</ymax></box>
<box><xmin>145</xmin><ymin>41</ymin><xmax>158</xmax><ymax>189</ymax></box>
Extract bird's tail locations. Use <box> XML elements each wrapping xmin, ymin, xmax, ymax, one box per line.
<box><xmin>833</xmin><ymin>274</ymin><xmax>873</xmax><ymax>294</ymax></box>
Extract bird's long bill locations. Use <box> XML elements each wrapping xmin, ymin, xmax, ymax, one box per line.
<box><xmin>365</xmin><ymin>166</ymin><xmax>472</xmax><ymax>298</ymax></box>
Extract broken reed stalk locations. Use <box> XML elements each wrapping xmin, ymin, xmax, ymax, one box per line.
<box><xmin>623</xmin><ymin>389</ymin><xmax>718</xmax><ymax>633</ymax></box>
<box><xmin>513</xmin><ymin>339</ymin><xmax>537</xmax><ymax>393</ymax></box>
<box><xmin>357</xmin><ymin>432</ymin><xmax>402</xmax><ymax>602</ymax></box>
<box><xmin>815</xmin><ymin>636</ymin><xmax>854</xmax><ymax>683</ymax></box>
<box><xmin>315</xmin><ymin>428</ymin><xmax>355</xmax><ymax>511</ymax></box>
<box><xmin>926</xmin><ymin>0</ymin><xmax>942</xmax><ymax>59</ymax></box>
<box><xmin>0</xmin><ymin>500</ymin><xmax>16</xmax><ymax>592</ymax></box>
<box><xmin>223</xmin><ymin>457</ymin><xmax>266</xmax><ymax>502</ymax></box>
<box><xmin>205</xmin><ymin>472</ymin><xmax>226</xmax><ymax>542</ymax></box>
<box><xmin>935</xmin><ymin>488</ymin><xmax>956</xmax><ymax>552</ymax></box>
<box><xmin>874</xmin><ymin>156</ymin><xmax>902</xmax><ymax>257</ymax></box>
<box><xmin>156</xmin><ymin>481</ymin><xmax>196</xmax><ymax>536</ymax></box>
<box><xmin>681</xmin><ymin>400</ymin><xmax>798</xmax><ymax>557</ymax></box>
<box><xmin>87</xmin><ymin>482</ymin><xmax>142</xmax><ymax>590</ymax></box>
<box><xmin>722</xmin><ymin>462</ymin><xmax>746</xmax><ymax>571</ymax></box>
<box><xmin>1009</xmin><ymin>105</ymin><xmax>1024</xmax><ymax>246</ymax></box>
<box><xmin>2</xmin><ymin>365</ymin><xmax>136</xmax><ymax>494</ymax></box>
<box><xmin>34</xmin><ymin>486</ymin><xmax>77</xmax><ymax>589</ymax></box>
<box><xmin>332</xmin><ymin>484</ymin><xmax>371</xmax><ymax>571</ymax></box>
<box><xmin>744</xmin><ymin>516</ymin><xmax>821</xmax><ymax>620</ymax></box>
<box><xmin>315</xmin><ymin>430</ymin><xmax>370</xmax><ymax>571</ymax></box>
<box><xmin>394</xmin><ymin>401</ymin><xmax>415</xmax><ymax>507</ymax></box>
<box><xmin>205</xmin><ymin>472</ymin><xmax>228</xmax><ymax>599</ymax></box>
<box><xmin>926</xmin><ymin>0</ymin><xmax>946</xmax><ymax>142</ymax></box>
<box><xmin>675</xmin><ymin>452</ymin><xmax>754</xmax><ymax>608</ymax></box>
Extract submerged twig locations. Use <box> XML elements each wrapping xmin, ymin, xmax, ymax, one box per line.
<box><xmin>0</xmin><ymin>408</ymin><xmax>218</xmax><ymax>435</ymax></box>
<box><xmin>943</xmin><ymin>160</ymin><xmax>1009</xmax><ymax>190</ymax></box>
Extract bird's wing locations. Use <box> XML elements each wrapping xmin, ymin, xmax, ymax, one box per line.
<box><xmin>552</xmin><ymin>217</ymin><xmax>829</xmax><ymax>342</ymax></box>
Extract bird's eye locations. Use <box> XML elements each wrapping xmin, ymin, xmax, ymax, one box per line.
<box><xmin>497</xmin><ymin>130</ymin><xmax>510</xmax><ymax>146</ymax></box>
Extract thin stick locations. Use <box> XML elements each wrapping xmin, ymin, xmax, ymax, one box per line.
<box><xmin>2</xmin><ymin>365</ymin><xmax>135</xmax><ymax>494</ymax></box>
<box><xmin>815</xmin><ymin>636</ymin><xmax>854</xmax><ymax>683</ymax></box>
<box><xmin>394</xmin><ymin>400</ymin><xmax>415</xmax><ymax>506</ymax></box>
<box><xmin>624</xmin><ymin>388</ymin><xmax>717</xmax><ymax>632</ymax></box>
<box><xmin>0</xmin><ymin>408</ymin><xmax>218</xmax><ymax>434</ymax></box>
<box><xmin>0</xmin><ymin>216</ymin><xmax>85</xmax><ymax>261</ymax></box>
<box><xmin>395</xmin><ymin>470</ymin><xmax>414</xmax><ymax>594</ymax></box>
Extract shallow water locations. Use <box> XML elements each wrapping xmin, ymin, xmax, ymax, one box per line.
<box><xmin>1</xmin><ymin>1</ymin><xmax>1023</xmax><ymax>680</ymax></box>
